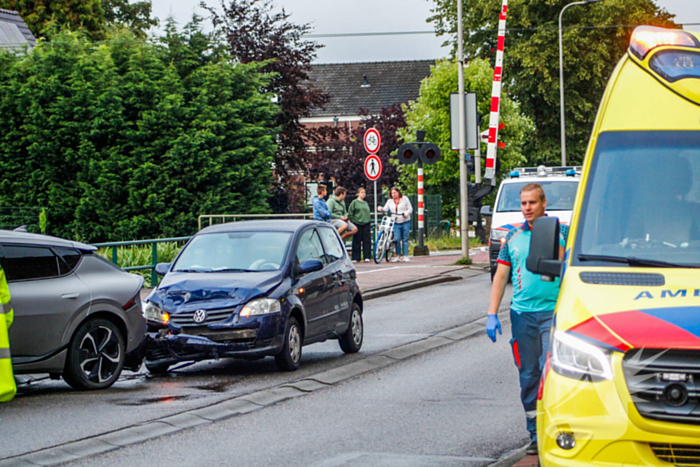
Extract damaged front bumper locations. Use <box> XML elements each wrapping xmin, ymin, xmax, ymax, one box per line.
<box><xmin>145</xmin><ymin>316</ymin><xmax>285</xmax><ymax>367</ymax></box>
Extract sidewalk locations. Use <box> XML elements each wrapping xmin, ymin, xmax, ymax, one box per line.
<box><xmin>355</xmin><ymin>246</ymin><xmax>489</xmax><ymax>295</ymax></box>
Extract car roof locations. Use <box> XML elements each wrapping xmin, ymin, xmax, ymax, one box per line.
<box><xmin>0</xmin><ymin>230</ymin><xmax>97</xmax><ymax>251</ymax></box>
<box><xmin>198</xmin><ymin>219</ymin><xmax>327</xmax><ymax>235</ymax></box>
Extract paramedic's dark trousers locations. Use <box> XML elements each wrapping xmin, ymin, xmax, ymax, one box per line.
<box><xmin>509</xmin><ymin>309</ymin><xmax>553</xmax><ymax>442</ymax></box>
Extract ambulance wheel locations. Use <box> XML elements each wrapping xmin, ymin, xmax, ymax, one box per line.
<box><xmin>63</xmin><ymin>318</ymin><xmax>125</xmax><ymax>390</ymax></box>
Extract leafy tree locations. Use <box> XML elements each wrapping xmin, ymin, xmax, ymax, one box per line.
<box><xmin>398</xmin><ymin>58</ymin><xmax>531</xmax><ymax>220</ymax></box>
<box><xmin>102</xmin><ymin>0</ymin><xmax>158</xmax><ymax>37</ymax></box>
<box><xmin>0</xmin><ymin>24</ymin><xmax>278</xmax><ymax>242</ymax></box>
<box><xmin>308</xmin><ymin>105</ymin><xmax>405</xmax><ymax>200</ymax></box>
<box><xmin>203</xmin><ymin>0</ymin><xmax>329</xmax><ymax>212</ymax></box>
<box><xmin>0</xmin><ymin>0</ymin><xmax>106</xmax><ymax>38</ymax></box>
<box><xmin>0</xmin><ymin>0</ymin><xmax>158</xmax><ymax>38</ymax></box>
<box><xmin>429</xmin><ymin>0</ymin><xmax>675</xmax><ymax>166</ymax></box>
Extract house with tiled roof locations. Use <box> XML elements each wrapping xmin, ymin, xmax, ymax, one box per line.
<box><xmin>0</xmin><ymin>9</ymin><xmax>35</xmax><ymax>51</ymax></box>
<box><xmin>302</xmin><ymin>60</ymin><xmax>434</xmax><ymax>131</ymax></box>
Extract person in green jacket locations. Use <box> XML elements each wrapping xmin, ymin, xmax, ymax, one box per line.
<box><xmin>0</xmin><ymin>264</ymin><xmax>16</xmax><ymax>402</ymax></box>
<box><xmin>327</xmin><ymin>187</ymin><xmax>358</xmax><ymax>240</ymax></box>
<box><xmin>348</xmin><ymin>187</ymin><xmax>372</xmax><ymax>262</ymax></box>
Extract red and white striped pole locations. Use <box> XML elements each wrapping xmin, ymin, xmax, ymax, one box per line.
<box><xmin>418</xmin><ymin>162</ymin><xmax>424</xmax><ymax>247</ymax></box>
<box><xmin>484</xmin><ymin>0</ymin><xmax>508</xmax><ymax>186</ymax></box>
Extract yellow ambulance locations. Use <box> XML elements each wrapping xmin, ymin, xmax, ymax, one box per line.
<box><xmin>527</xmin><ymin>26</ymin><xmax>700</xmax><ymax>466</ymax></box>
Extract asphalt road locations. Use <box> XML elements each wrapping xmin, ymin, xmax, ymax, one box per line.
<box><xmin>1</xmin><ymin>270</ymin><xmax>520</xmax><ymax>464</ymax></box>
<box><xmin>68</xmin><ymin>322</ymin><xmax>526</xmax><ymax>467</ymax></box>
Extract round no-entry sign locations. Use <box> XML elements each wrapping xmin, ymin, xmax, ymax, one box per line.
<box><xmin>363</xmin><ymin>128</ymin><xmax>381</xmax><ymax>154</ymax></box>
<box><xmin>364</xmin><ymin>155</ymin><xmax>382</xmax><ymax>181</ymax></box>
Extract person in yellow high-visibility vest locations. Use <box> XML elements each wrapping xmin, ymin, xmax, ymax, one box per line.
<box><xmin>0</xmin><ymin>264</ymin><xmax>16</xmax><ymax>402</ymax></box>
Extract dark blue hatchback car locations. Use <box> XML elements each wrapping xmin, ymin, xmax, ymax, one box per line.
<box><xmin>143</xmin><ymin>220</ymin><xmax>363</xmax><ymax>373</ymax></box>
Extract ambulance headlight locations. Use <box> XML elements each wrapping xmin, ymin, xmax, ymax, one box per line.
<box><xmin>491</xmin><ymin>229</ymin><xmax>509</xmax><ymax>243</ymax></box>
<box><xmin>551</xmin><ymin>330</ymin><xmax>613</xmax><ymax>381</ymax></box>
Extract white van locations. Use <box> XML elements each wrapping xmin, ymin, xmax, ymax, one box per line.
<box><xmin>482</xmin><ymin>166</ymin><xmax>580</xmax><ymax>279</ymax></box>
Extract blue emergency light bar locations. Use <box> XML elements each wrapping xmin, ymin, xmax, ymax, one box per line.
<box><xmin>510</xmin><ymin>170</ymin><xmax>520</xmax><ymax>178</ymax></box>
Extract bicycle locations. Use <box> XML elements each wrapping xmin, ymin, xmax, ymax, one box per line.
<box><xmin>373</xmin><ymin>211</ymin><xmax>403</xmax><ymax>263</ymax></box>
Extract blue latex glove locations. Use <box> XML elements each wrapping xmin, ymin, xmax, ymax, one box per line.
<box><xmin>486</xmin><ymin>314</ymin><xmax>502</xmax><ymax>343</ymax></box>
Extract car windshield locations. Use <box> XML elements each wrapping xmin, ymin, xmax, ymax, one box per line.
<box><xmin>173</xmin><ymin>231</ymin><xmax>291</xmax><ymax>272</ymax></box>
<box><xmin>574</xmin><ymin>131</ymin><xmax>700</xmax><ymax>267</ymax></box>
<box><xmin>496</xmin><ymin>180</ymin><xmax>578</xmax><ymax>213</ymax></box>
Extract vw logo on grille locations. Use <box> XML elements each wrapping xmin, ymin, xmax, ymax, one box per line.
<box><xmin>193</xmin><ymin>309</ymin><xmax>207</xmax><ymax>324</ymax></box>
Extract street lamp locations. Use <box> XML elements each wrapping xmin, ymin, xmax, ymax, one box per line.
<box><xmin>558</xmin><ymin>0</ymin><xmax>603</xmax><ymax>166</ymax></box>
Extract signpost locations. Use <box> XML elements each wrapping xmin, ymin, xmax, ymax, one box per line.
<box><xmin>363</xmin><ymin>129</ymin><xmax>382</xmax><ymax>240</ymax></box>
<box><xmin>363</xmin><ymin>128</ymin><xmax>381</xmax><ymax>155</ymax></box>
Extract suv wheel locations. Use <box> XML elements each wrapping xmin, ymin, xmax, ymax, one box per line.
<box><xmin>275</xmin><ymin>316</ymin><xmax>301</xmax><ymax>371</ymax></box>
<box><xmin>63</xmin><ymin>318</ymin><xmax>125</xmax><ymax>390</ymax></box>
<box><xmin>339</xmin><ymin>303</ymin><xmax>363</xmax><ymax>353</ymax></box>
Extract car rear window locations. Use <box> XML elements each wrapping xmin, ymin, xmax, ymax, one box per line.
<box><xmin>55</xmin><ymin>247</ymin><xmax>82</xmax><ymax>275</ymax></box>
<box><xmin>2</xmin><ymin>245</ymin><xmax>60</xmax><ymax>281</ymax></box>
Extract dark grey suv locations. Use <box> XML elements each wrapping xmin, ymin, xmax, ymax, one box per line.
<box><xmin>2</xmin><ymin>231</ymin><xmax>146</xmax><ymax>390</ymax></box>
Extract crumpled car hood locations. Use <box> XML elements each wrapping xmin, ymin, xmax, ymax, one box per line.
<box><xmin>146</xmin><ymin>270</ymin><xmax>284</xmax><ymax>312</ymax></box>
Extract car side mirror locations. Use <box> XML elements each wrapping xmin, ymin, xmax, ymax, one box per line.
<box><xmin>154</xmin><ymin>263</ymin><xmax>171</xmax><ymax>276</ymax></box>
<box><xmin>526</xmin><ymin>217</ymin><xmax>563</xmax><ymax>282</ymax></box>
<box><xmin>480</xmin><ymin>205</ymin><xmax>493</xmax><ymax>217</ymax></box>
<box><xmin>298</xmin><ymin>259</ymin><xmax>323</xmax><ymax>275</ymax></box>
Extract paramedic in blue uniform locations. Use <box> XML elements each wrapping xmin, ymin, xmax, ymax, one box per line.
<box><xmin>485</xmin><ymin>182</ymin><xmax>568</xmax><ymax>456</ymax></box>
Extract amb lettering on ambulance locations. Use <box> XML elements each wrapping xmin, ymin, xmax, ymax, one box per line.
<box><xmin>535</xmin><ymin>26</ymin><xmax>700</xmax><ymax>466</ymax></box>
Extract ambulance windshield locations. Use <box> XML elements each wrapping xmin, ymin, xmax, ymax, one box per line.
<box><xmin>575</xmin><ymin>131</ymin><xmax>700</xmax><ymax>267</ymax></box>
<box><xmin>497</xmin><ymin>181</ymin><xmax>579</xmax><ymax>213</ymax></box>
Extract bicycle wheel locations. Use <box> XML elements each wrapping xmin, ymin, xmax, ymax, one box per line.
<box><xmin>385</xmin><ymin>233</ymin><xmax>395</xmax><ymax>262</ymax></box>
<box><xmin>373</xmin><ymin>231</ymin><xmax>386</xmax><ymax>264</ymax></box>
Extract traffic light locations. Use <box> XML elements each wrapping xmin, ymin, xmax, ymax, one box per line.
<box><xmin>397</xmin><ymin>143</ymin><xmax>419</xmax><ymax>165</ymax></box>
<box><xmin>419</xmin><ymin>142</ymin><xmax>441</xmax><ymax>165</ymax></box>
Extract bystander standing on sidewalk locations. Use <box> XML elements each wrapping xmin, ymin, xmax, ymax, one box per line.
<box><xmin>378</xmin><ymin>186</ymin><xmax>412</xmax><ymax>262</ymax></box>
<box><xmin>312</xmin><ymin>184</ymin><xmax>331</xmax><ymax>223</ymax></box>
<box><xmin>485</xmin><ymin>183</ymin><xmax>568</xmax><ymax>456</ymax></box>
<box><xmin>328</xmin><ymin>187</ymin><xmax>358</xmax><ymax>241</ymax></box>
<box><xmin>348</xmin><ymin>187</ymin><xmax>372</xmax><ymax>262</ymax></box>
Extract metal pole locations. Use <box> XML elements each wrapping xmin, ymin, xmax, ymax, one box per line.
<box><xmin>418</xmin><ymin>160</ymin><xmax>425</xmax><ymax>249</ymax></box>
<box><xmin>559</xmin><ymin>0</ymin><xmax>602</xmax><ymax>167</ymax></box>
<box><xmin>373</xmin><ymin>180</ymin><xmax>378</xmax><ymax>245</ymax></box>
<box><xmin>457</xmin><ymin>0</ymin><xmax>469</xmax><ymax>260</ymax></box>
<box><xmin>475</xmin><ymin>140</ymin><xmax>481</xmax><ymax>184</ymax></box>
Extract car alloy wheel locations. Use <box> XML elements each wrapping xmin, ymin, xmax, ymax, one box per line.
<box><xmin>275</xmin><ymin>316</ymin><xmax>302</xmax><ymax>371</ymax></box>
<box><xmin>79</xmin><ymin>326</ymin><xmax>122</xmax><ymax>383</ymax></box>
<box><xmin>63</xmin><ymin>318</ymin><xmax>125</xmax><ymax>390</ymax></box>
<box><xmin>288</xmin><ymin>323</ymin><xmax>301</xmax><ymax>364</ymax></box>
<box><xmin>339</xmin><ymin>303</ymin><xmax>363</xmax><ymax>354</ymax></box>
<box><xmin>350</xmin><ymin>308</ymin><xmax>362</xmax><ymax>346</ymax></box>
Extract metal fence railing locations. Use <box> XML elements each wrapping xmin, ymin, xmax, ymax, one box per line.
<box><xmin>198</xmin><ymin>213</ymin><xmax>314</xmax><ymax>231</ymax></box>
<box><xmin>0</xmin><ymin>207</ymin><xmax>47</xmax><ymax>234</ymax></box>
<box><xmin>93</xmin><ymin>237</ymin><xmax>192</xmax><ymax>287</ymax></box>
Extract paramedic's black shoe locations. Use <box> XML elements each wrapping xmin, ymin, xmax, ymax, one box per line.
<box><xmin>526</xmin><ymin>441</ymin><xmax>538</xmax><ymax>455</ymax></box>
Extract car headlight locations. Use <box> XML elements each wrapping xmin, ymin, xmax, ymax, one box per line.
<box><xmin>491</xmin><ymin>229</ymin><xmax>509</xmax><ymax>243</ymax></box>
<box><xmin>240</xmin><ymin>298</ymin><xmax>281</xmax><ymax>318</ymax></box>
<box><xmin>551</xmin><ymin>330</ymin><xmax>613</xmax><ymax>381</ymax></box>
<box><xmin>144</xmin><ymin>302</ymin><xmax>169</xmax><ymax>324</ymax></box>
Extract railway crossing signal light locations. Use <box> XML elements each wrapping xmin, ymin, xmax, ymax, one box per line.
<box><xmin>396</xmin><ymin>142</ymin><xmax>441</xmax><ymax>166</ymax></box>
<box><xmin>420</xmin><ymin>143</ymin><xmax>441</xmax><ymax>165</ymax></box>
<box><xmin>397</xmin><ymin>143</ymin><xmax>419</xmax><ymax>165</ymax></box>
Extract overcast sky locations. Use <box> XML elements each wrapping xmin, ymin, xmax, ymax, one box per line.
<box><xmin>151</xmin><ymin>0</ymin><xmax>699</xmax><ymax>63</ymax></box>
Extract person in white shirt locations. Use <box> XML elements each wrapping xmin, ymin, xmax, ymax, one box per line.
<box><xmin>378</xmin><ymin>186</ymin><xmax>413</xmax><ymax>262</ymax></box>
